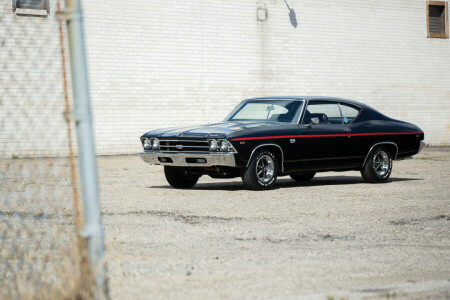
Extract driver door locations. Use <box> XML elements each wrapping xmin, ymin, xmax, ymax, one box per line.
<box><xmin>288</xmin><ymin>101</ymin><xmax>353</xmax><ymax>172</ymax></box>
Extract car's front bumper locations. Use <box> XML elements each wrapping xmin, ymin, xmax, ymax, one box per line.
<box><xmin>139</xmin><ymin>151</ymin><xmax>237</xmax><ymax>167</ymax></box>
<box><xmin>417</xmin><ymin>140</ymin><xmax>426</xmax><ymax>154</ymax></box>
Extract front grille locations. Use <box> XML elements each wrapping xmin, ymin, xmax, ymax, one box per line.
<box><xmin>158</xmin><ymin>139</ymin><xmax>209</xmax><ymax>152</ymax></box>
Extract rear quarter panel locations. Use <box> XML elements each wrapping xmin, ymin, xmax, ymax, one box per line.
<box><xmin>350</xmin><ymin>119</ymin><xmax>424</xmax><ymax>161</ymax></box>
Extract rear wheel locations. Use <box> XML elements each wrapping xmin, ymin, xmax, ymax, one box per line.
<box><xmin>290</xmin><ymin>172</ymin><xmax>316</xmax><ymax>182</ymax></box>
<box><xmin>242</xmin><ymin>149</ymin><xmax>279</xmax><ymax>190</ymax></box>
<box><xmin>164</xmin><ymin>166</ymin><xmax>200</xmax><ymax>188</ymax></box>
<box><xmin>361</xmin><ymin>146</ymin><xmax>392</xmax><ymax>183</ymax></box>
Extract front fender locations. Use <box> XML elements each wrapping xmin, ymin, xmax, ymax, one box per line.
<box><xmin>230</xmin><ymin>140</ymin><xmax>285</xmax><ymax>172</ymax></box>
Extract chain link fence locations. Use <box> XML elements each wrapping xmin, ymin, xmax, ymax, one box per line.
<box><xmin>0</xmin><ymin>1</ymin><xmax>105</xmax><ymax>298</ymax></box>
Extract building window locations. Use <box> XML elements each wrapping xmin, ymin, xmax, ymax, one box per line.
<box><xmin>426</xmin><ymin>1</ymin><xmax>449</xmax><ymax>38</ymax></box>
<box><xmin>12</xmin><ymin>0</ymin><xmax>50</xmax><ymax>16</ymax></box>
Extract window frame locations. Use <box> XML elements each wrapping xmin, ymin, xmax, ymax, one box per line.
<box><xmin>12</xmin><ymin>0</ymin><xmax>50</xmax><ymax>16</ymax></box>
<box><xmin>338</xmin><ymin>102</ymin><xmax>362</xmax><ymax>124</ymax></box>
<box><xmin>426</xmin><ymin>1</ymin><xmax>449</xmax><ymax>38</ymax></box>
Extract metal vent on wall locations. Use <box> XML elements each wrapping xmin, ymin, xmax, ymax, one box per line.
<box><xmin>16</xmin><ymin>0</ymin><xmax>46</xmax><ymax>9</ymax></box>
<box><xmin>429</xmin><ymin>5</ymin><xmax>445</xmax><ymax>33</ymax></box>
<box><xmin>12</xmin><ymin>0</ymin><xmax>50</xmax><ymax>14</ymax></box>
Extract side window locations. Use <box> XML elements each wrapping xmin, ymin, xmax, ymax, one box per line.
<box><xmin>302</xmin><ymin>102</ymin><xmax>342</xmax><ymax>125</ymax></box>
<box><xmin>340</xmin><ymin>104</ymin><xmax>360</xmax><ymax>124</ymax></box>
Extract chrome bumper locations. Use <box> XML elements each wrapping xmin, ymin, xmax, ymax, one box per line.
<box><xmin>139</xmin><ymin>151</ymin><xmax>236</xmax><ymax>167</ymax></box>
<box><xmin>418</xmin><ymin>140</ymin><xmax>426</xmax><ymax>153</ymax></box>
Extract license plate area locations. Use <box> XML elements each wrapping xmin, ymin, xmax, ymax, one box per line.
<box><xmin>158</xmin><ymin>157</ymin><xmax>173</xmax><ymax>163</ymax></box>
<box><xmin>185</xmin><ymin>158</ymin><xmax>207</xmax><ymax>164</ymax></box>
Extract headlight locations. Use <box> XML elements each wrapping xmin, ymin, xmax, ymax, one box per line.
<box><xmin>152</xmin><ymin>138</ymin><xmax>160</xmax><ymax>150</ymax></box>
<box><xmin>143</xmin><ymin>139</ymin><xmax>152</xmax><ymax>149</ymax></box>
<box><xmin>219</xmin><ymin>140</ymin><xmax>229</xmax><ymax>151</ymax></box>
<box><xmin>209</xmin><ymin>140</ymin><xmax>218</xmax><ymax>151</ymax></box>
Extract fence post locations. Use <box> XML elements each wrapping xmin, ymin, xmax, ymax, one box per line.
<box><xmin>63</xmin><ymin>0</ymin><xmax>108</xmax><ymax>297</ymax></box>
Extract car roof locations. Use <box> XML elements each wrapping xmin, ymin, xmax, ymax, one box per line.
<box><xmin>244</xmin><ymin>96</ymin><xmax>368</xmax><ymax>109</ymax></box>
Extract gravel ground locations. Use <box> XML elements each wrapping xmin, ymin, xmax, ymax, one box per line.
<box><xmin>99</xmin><ymin>147</ymin><xmax>450</xmax><ymax>300</ymax></box>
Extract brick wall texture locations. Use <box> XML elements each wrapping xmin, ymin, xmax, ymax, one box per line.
<box><xmin>2</xmin><ymin>0</ymin><xmax>449</xmax><ymax>157</ymax></box>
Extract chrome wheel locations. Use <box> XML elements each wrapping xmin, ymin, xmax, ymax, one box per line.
<box><xmin>372</xmin><ymin>150</ymin><xmax>390</xmax><ymax>177</ymax></box>
<box><xmin>256</xmin><ymin>154</ymin><xmax>275</xmax><ymax>184</ymax></box>
<box><xmin>242</xmin><ymin>149</ymin><xmax>279</xmax><ymax>190</ymax></box>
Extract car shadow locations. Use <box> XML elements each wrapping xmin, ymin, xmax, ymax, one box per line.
<box><xmin>148</xmin><ymin>176</ymin><xmax>422</xmax><ymax>191</ymax></box>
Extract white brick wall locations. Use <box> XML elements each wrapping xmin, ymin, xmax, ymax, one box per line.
<box><xmin>0</xmin><ymin>1</ymin><xmax>75</xmax><ymax>158</ymax></box>
<box><xmin>2</xmin><ymin>0</ymin><xmax>449</xmax><ymax>157</ymax></box>
<box><xmin>82</xmin><ymin>0</ymin><xmax>449</xmax><ymax>153</ymax></box>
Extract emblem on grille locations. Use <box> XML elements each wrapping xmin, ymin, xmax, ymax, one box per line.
<box><xmin>176</xmin><ymin>144</ymin><xmax>183</xmax><ymax>150</ymax></box>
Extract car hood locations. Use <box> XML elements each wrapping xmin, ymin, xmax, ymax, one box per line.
<box><xmin>141</xmin><ymin>121</ymin><xmax>285</xmax><ymax>139</ymax></box>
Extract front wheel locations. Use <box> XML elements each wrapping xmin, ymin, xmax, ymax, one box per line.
<box><xmin>361</xmin><ymin>146</ymin><xmax>393</xmax><ymax>183</ymax></box>
<box><xmin>242</xmin><ymin>149</ymin><xmax>279</xmax><ymax>190</ymax></box>
<box><xmin>164</xmin><ymin>166</ymin><xmax>200</xmax><ymax>188</ymax></box>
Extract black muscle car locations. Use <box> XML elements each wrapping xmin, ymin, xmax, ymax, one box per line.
<box><xmin>140</xmin><ymin>97</ymin><xmax>425</xmax><ymax>190</ymax></box>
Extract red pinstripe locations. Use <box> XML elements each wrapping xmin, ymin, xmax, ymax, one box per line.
<box><xmin>229</xmin><ymin>132</ymin><xmax>423</xmax><ymax>142</ymax></box>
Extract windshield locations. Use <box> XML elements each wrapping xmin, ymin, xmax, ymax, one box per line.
<box><xmin>225</xmin><ymin>100</ymin><xmax>304</xmax><ymax>123</ymax></box>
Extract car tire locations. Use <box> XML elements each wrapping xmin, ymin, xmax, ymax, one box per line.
<box><xmin>242</xmin><ymin>149</ymin><xmax>279</xmax><ymax>190</ymax></box>
<box><xmin>290</xmin><ymin>172</ymin><xmax>316</xmax><ymax>182</ymax></box>
<box><xmin>164</xmin><ymin>166</ymin><xmax>200</xmax><ymax>188</ymax></box>
<box><xmin>361</xmin><ymin>146</ymin><xmax>393</xmax><ymax>183</ymax></box>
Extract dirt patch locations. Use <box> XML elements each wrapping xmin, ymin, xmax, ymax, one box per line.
<box><xmin>390</xmin><ymin>215</ymin><xmax>450</xmax><ymax>225</ymax></box>
<box><xmin>103</xmin><ymin>210</ymin><xmax>244</xmax><ymax>225</ymax></box>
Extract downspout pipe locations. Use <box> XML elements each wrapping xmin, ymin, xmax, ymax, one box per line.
<box><xmin>63</xmin><ymin>0</ymin><xmax>108</xmax><ymax>297</ymax></box>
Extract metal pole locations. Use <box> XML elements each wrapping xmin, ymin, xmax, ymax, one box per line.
<box><xmin>63</xmin><ymin>0</ymin><xmax>108</xmax><ymax>297</ymax></box>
